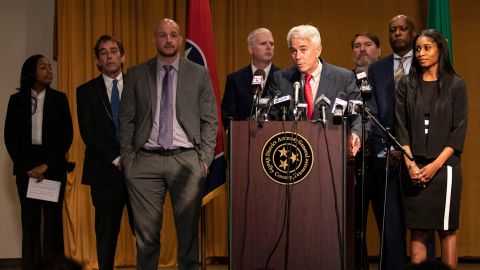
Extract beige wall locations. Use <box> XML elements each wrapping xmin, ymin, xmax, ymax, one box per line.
<box><xmin>0</xmin><ymin>0</ymin><xmax>56</xmax><ymax>258</ymax></box>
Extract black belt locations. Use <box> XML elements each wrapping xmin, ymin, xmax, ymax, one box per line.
<box><xmin>141</xmin><ymin>147</ymin><xmax>194</xmax><ymax>156</ymax></box>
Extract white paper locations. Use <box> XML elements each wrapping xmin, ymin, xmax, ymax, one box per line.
<box><xmin>26</xmin><ymin>177</ymin><xmax>61</xmax><ymax>202</ymax></box>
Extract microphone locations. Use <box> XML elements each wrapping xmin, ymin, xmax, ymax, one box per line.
<box><xmin>347</xmin><ymin>100</ymin><xmax>364</xmax><ymax>115</ymax></box>
<box><xmin>293</xmin><ymin>81</ymin><xmax>301</xmax><ymax>105</ymax></box>
<box><xmin>355</xmin><ymin>67</ymin><xmax>372</xmax><ymax>94</ymax></box>
<box><xmin>331</xmin><ymin>92</ymin><xmax>347</xmax><ymax>125</ymax></box>
<box><xmin>261</xmin><ymin>90</ymin><xmax>282</xmax><ymax>122</ymax></box>
<box><xmin>292</xmin><ymin>81</ymin><xmax>301</xmax><ymax>120</ymax></box>
<box><xmin>314</xmin><ymin>94</ymin><xmax>331</xmax><ymax>125</ymax></box>
<box><xmin>273</xmin><ymin>95</ymin><xmax>292</xmax><ymax>105</ymax></box>
<box><xmin>251</xmin><ymin>75</ymin><xmax>264</xmax><ymax>104</ymax></box>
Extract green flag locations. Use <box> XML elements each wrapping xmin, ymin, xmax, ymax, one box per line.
<box><xmin>428</xmin><ymin>0</ymin><xmax>453</xmax><ymax>62</ymax></box>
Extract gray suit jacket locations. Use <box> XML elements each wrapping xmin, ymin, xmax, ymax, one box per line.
<box><xmin>267</xmin><ymin>59</ymin><xmax>362</xmax><ymax>137</ymax></box>
<box><xmin>119</xmin><ymin>56</ymin><xmax>218</xmax><ymax>167</ymax></box>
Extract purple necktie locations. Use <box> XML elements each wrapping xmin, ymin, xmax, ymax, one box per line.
<box><xmin>158</xmin><ymin>65</ymin><xmax>174</xmax><ymax>149</ymax></box>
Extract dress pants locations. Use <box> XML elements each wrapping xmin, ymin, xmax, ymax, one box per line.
<box><xmin>354</xmin><ymin>157</ymin><xmax>407</xmax><ymax>270</ymax></box>
<box><xmin>125</xmin><ymin>149</ymin><xmax>205</xmax><ymax>270</ymax></box>
<box><xmin>16</xmin><ymin>175</ymin><xmax>65</xmax><ymax>270</ymax></box>
<box><xmin>90</xmin><ymin>180</ymin><xmax>134</xmax><ymax>270</ymax></box>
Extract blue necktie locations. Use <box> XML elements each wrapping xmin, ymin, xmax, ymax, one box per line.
<box><xmin>158</xmin><ymin>65</ymin><xmax>174</xmax><ymax>149</ymax></box>
<box><xmin>111</xmin><ymin>79</ymin><xmax>120</xmax><ymax>132</ymax></box>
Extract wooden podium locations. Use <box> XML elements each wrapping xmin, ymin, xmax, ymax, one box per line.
<box><xmin>229</xmin><ymin>121</ymin><xmax>354</xmax><ymax>270</ymax></box>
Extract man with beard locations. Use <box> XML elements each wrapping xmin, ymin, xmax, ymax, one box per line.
<box><xmin>351</xmin><ymin>32</ymin><xmax>381</xmax><ymax>74</ymax></box>
<box><xmin>350</xmin><ymin>32</ymin><xmax>381</xmax><ymax>270</ymax></box>
<box><xmin>119</xmin><ymin>18</ymin><xmax>218</xmax><ymax>270</ymax></box>
<box><xmin>364</xmin><ymin>14</ymin><xmax>420</xmax><ymax>270</ymax></box>
<box><xmin>221</xmin><ymin>28</ymin><xmax>279</xmax><ymax>130</ymax></box>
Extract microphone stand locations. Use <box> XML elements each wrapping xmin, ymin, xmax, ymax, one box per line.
<box><xmin>359</xmin><ymin>106</ymin><xmax>413</xmax><ymax>161</ymax></box>
<box><xmin>341</xmin><ymin>114</ymin><xmax>347</xmax><ymax>270</ymax></box>
<box><xmin>356</xmin><ymin>105</ymin><xmax>413</xmax><ymax>270</ymax></box>
<box><xmin>358</xmin><ymin>94</ymin><xmax>369</xmax><ymax>270</ymax></box>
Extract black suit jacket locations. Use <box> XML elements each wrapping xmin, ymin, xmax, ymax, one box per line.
<box><xmin>267</xmin><ymin>59</ymin><xmax>362</xmax><ymax>137</ymax></box>
<box><xmin>395</xmin><ymin>74</ymin><xmax>468</xmax><ymax>164</ymax></box>
<box><xmin>366</xmin><ymin>55</ymin><xmax>396</xmax><ymax>155</ymax></box>
<box><xmin>77</xmin><ymin>75</ymin><xmax>124</xmax><ymax>185</ymax></box>
<box><xmin>4</xmin><ymin>88</ymin><xmax>73</xmax><ymax>181</ymax></box>
<box><xmin>221</xmin><ymin>64</ymin><xmax>279</xmax><ymax>129</ymax></box>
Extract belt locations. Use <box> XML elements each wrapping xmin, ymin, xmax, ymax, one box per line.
<box><xmin>141</xmin><ymin>147</ymin><xmax>194</xmax><ymax>156</ymax></box>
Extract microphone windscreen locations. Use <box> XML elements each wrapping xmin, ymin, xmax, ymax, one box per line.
<box><xmin>254</xmin><ymin>69</ymin><xmax>266</xmax><ymax>79</ymax></box>
<box><xmin>337</xmin><ymin>91</ymin><xmax>347</xmax><ymax>100</ymax></box>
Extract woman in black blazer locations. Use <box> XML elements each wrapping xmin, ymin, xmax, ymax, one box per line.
<box><xmin>396</xmin><ymin>29</ymin><xmax>467</xmax><ymax>269</ymax></box>
<box><xmin>4</xmin><ymin>55</ymin><xmax>73</xmax><ymax>270</ymax></box>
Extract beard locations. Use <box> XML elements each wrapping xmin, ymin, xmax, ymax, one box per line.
<box><xmin>158</xmin><ymin>48</ymin><xmax>178</xmax><ymax>58</ymax></box>
<box><xmin>355</xmin><ymin>58</ymin><xmax>371</xmax><ymax>68</ymax></box>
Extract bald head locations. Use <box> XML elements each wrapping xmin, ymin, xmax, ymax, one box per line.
<box><xmin>388</xmin><ymin>14</ymin><xmax>416</xmax><ymax>56</ymax></box>
<box><xmin>153</xmin><ymin>18</ymin><xmax>183</xmax><ymax>63</ymax></box>
<box><xmin>389</xmin><ymin>15</ymin><xmax>415</xmax><ymax>31</ymax></box>
<box><xmin>154</xmin><ymin>18</ymin><xmax>180</xmax><ymax>33</ymax></box>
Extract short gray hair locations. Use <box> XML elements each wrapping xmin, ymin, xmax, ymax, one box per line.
<box><xmin>247</xmin><ymin>28</ymin><xmax>272</xmax><ymax>46</ymax></box>
<box><xmin>287</xmin><ymin>25</ymin><xmax>321</xmax><ymax>48</ymax></box>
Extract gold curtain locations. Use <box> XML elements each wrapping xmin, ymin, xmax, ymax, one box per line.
<box><xmin>57</xmin><ymin>0</ymin><xmax>480</xmax><ymax>268</ymax></box>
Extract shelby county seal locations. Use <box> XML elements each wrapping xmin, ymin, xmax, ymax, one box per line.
<box><xmin>261</xmin><ymin>132</ymin><xmax>314</xmax><ymax>185</ymax></box>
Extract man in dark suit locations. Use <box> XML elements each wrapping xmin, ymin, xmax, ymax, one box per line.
<box><xmin>267</xmin><ymin>24</ymin><xmax>362</xmax><ymax>157</ymax></box>
<box><xmin>119</xmin><ymin>18</ymin><xmax>218</xmax><ymax>270</ymax></box>
<box><xmin>350</xmin><ymin>32</ymin><xmax>381</xmax><ymax>270</ymax></box>
<box><xmin>221</xmin><ymin>27</ymin><xmax>279</xmax><ymax>130</ymax></box>
<box><xmin>365</xmin><ymin>15</ymin><xmax>417</xmax><ymax>270</ymax></box>
<box><xmin>76</xmin><ymin>35</ymin><xmax>133</xmax><ymax>270</ymax></box>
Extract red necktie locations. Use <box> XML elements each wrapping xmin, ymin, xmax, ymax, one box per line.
<box><xmin>304</xmin><ymin>73</ymin><xmax>313</xmax><ymax>120</ymax></box>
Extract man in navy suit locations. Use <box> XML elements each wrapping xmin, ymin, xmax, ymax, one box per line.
<box><xmin>221</xmin><ymin>27</ymin><xmax>279</xmax><ymax>130</ymax></box>
<box><xmin>365</xmin><ymin>15</ymin><xmax>417</xmax><ymax>270</ymax></box>
<box><xmin>267</xmin><ymin>24</ymin><xmax>362</xmax><ymax>157</ymax></box>
<box><xmin>77</xmin><ymin>35</ymin><xmax>133</xmax><ymax>270</ymax></box>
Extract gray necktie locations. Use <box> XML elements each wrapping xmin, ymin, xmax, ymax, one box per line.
<box><xmin>158</xmin><ymin>65</ymin><xmax>174</xmax><ymax>149</ymax></box>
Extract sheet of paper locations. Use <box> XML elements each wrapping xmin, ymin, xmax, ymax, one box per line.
<box><xmin>26</xmin><ymin>177</ymin><xmax>61</xmax><ymax>202</ymax></box>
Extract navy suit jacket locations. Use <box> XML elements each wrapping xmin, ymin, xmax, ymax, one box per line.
<box><xmin>267</xmin><ymin>59</ymin><xmax>362</xmax><ymax>137</ymax></box>
<box><xmin>77</xmin><ymin>75</ymin><xmax>124</xmax><ymax>185</ymax></box>
<box><xmin>221</xmin><ymin>64</ymin><xmax>279</xmax><ymax>129</ymax></box>
<box><xmin>366</xmin><ymin>55</ymin><xmax>396</xmax><ymax>155</ymax></box>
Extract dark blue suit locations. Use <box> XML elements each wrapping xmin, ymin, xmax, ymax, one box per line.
<box><xmin>364</xmin><ymin>55</ymin><xmax>407</xmax><ymax>270</ymax></box>
<box><xmin>77</xmin><ymin>76</ymin><xmax>134</xmax><ymax>270</ymax></box>
<box><xmin>221</xmin><ymin>64</ymin><xmax>279</xmax><ymax>130</ymax></box>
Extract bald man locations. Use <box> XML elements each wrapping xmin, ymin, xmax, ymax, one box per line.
<box><xmin>119</xmin><ymin>18</ymin><xmax>218</xmax><ymax>270</ymax></box>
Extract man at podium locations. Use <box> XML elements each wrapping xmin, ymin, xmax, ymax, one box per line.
<box><xmin>267</xmin><ymin>24</ymin><xmax>362</xmax><ymax>158</ymax></box>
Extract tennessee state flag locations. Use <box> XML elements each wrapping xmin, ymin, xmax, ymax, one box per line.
<box><xmin>185</xmin><ymin>0</ymin><xmax>225</xmax><ymax>206</ymax></box>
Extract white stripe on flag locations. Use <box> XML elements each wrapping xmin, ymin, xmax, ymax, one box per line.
<box><xmin>443</xmin><ymin>166</ymin><xmax>453</xmax><ymax>230</ymax></box>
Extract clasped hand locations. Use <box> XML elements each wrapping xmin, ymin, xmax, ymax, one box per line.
<box><xmin>408</xmin><ymin>162</ymin><xmax>440</xmax><ymax>188</ymax></box>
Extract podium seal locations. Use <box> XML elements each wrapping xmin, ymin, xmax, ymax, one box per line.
<box><xmin>261</xmin><ymin>132</ymin><xmax>314</xmax><ymax>185</ymax></box>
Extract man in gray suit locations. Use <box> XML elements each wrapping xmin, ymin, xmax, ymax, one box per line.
<box><xmin>119</xmin><ymin>18</ymin><xmax>218</xmax><ymax>270</ymax></box>
<box><xmin>267</xmin><ymin>24</ymin><xmax>362</xmax><ymax>157</ymax></box>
